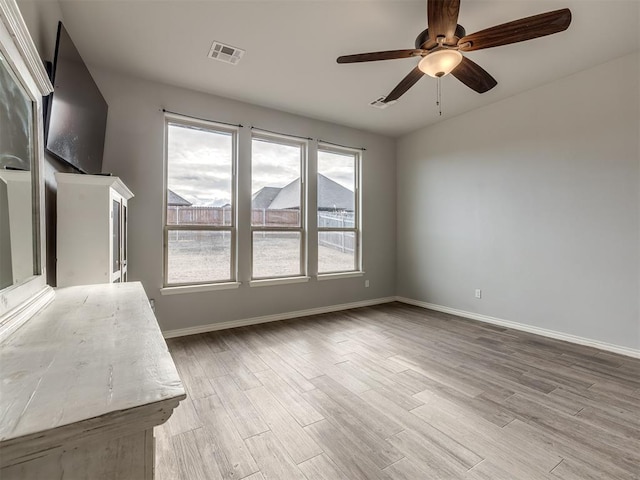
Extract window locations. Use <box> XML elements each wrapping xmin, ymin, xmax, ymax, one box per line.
<box><xmin>251</xmin><ymin>134</ymin><xmax>306</xmax><ymax>279</ymax></box>
<box><xmin>164</xmin><ymin>116</ymin><xmax>237</xmax><ymax>286</ymax></box>
<box><xmin>317</xmin><ymin>146</ymin><xmax>360</xmax><ymax>274</ymax></box>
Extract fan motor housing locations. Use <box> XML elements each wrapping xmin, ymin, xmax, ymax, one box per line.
<box><xmin>415</xmin><ymin>24</ymin><xmax>466</xmax><ymax>49</ymax></box>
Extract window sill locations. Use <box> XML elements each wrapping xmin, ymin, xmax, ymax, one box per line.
<box><xmin>249</xmin><ymin>276</ymin><xmax>310</xmax><ymax>288</ymax></box>
<box><xmin>317</xmin><ymin>271</ymin><xmax>364</xmax><ymax>281</ymax></box>
<box><xmin>160</xmin><ymin>282</ymin><xmax>241</xmax><ymax>296</ymax></box>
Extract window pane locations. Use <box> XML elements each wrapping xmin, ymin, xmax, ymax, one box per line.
<box><xmin>318</xmin><ymin>149</ymin><xmax>358</xmax><ymax>274</ymax></box>
<box><xmin>167</xmin><ymin>123</ymin><xmax>233</xmax><ymax>226</ymax></box>
<box><xmin>252</xmin><ymin>231</ymin><xmax>301</xmax><ymax>278</ymax></box>
<box><xmin>318</xmin><ymin>231</ymin><xmax>356</xmax><ymax>273</ymax></box>
<box><xmin>167</xmin><ymin>230</ymin><xmax>231</xmax><ymax>284</ymax></box>
<box><xmin>252</xmin><ymin>138</ymin><xmax>301</xmax><ymax>227</ymax></box>
<box><xmin>317</xmin><ymin>150</ymin><xmax>355</xmax><ymax>219</ymax></box>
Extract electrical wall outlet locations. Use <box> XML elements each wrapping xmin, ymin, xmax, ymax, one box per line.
<box><xmin>365</xmin><ymin>280</ymin><xmax>370</xmax><ymax>288</ymax></box>
<box><xmin>475</xmin><ymin>289</ymin><xmax>482</xmax><ymax>299</ymax></box>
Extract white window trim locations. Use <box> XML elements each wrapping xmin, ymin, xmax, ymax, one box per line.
<box><xmin>160</xmin><ymin>282</ymin><xmax>241</xmax><ymax>296</ymax></box>
<box><xmin>249</xmin><ymin>276</ymin><xmax>311</xmax><ymax>288</ymax></box>
<box><xmin>250</xmin><ymin>133</ymin><xmax>308</xmax><ymax>281</ymax></box>
<box><xmin>163</xmin><ymin>114</ymin><xmax>239</xmax><ymax>287</ymax></box>
<box><xmin>317</xmin><ymin>271</ymin><xmax>364</xmax><ymax>281</ymax></box>
<box><xmin>317</xmin><ymin>143</ymin><xmax>362</xmax><ymax>275</ymax></box>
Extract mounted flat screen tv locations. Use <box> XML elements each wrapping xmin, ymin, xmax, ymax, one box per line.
<box><xmin>46</xmin><ymin>22</ymin><xmax>107</xmax><ymax>174</ymax></box>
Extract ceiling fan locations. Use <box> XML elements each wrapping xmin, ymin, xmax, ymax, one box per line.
<box><xmin>337</xmin><ymin>0</ymin><xmax>572</xmax><ymax>103</ymax></box>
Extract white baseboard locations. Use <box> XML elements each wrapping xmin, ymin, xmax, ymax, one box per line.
<box><xmin>162</xmin><ymin>297</ymin><xmax>397</xmax><ymax>339</ymax></box>
<box><xmin>162</xmin><ymin>293</ymin><xmax>640</xmax><ymax>359</ymax></box>
<box><xmin>396</xmin><ymin>296</ymin><xmax>640</xmax><ymax>359</ymax></box>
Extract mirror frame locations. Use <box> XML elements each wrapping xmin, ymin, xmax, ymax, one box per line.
<box><xmin>0</xmin><ymin>0</ymin><xmax>54</xmax><ymax>339</ymax></box>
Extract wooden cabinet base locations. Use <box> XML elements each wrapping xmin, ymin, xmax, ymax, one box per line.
<box><xmin>1</xmin><ymin>430</ymin><xmax>155</xmax><ymax>480</ymax></box>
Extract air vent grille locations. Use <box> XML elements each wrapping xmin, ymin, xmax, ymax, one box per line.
<box><xmin>208</xmin><ymin>41</ymin><xmax>245</xmax><ymax>65</ymax></box>
<box><xmin>369</xmin><ymin>96</ymin><xmax>396</xmax><ymax>109</ymax></box>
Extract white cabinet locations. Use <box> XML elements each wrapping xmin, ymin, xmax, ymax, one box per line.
<box><xmin>56</xmin><ymin>173</ymin><xmax>134</xmax><ymax>287</ymax></box>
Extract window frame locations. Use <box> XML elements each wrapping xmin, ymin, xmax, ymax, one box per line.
<box><xmin>250</xmin><ymin>132</ymin><xmax>308</xmax><ymax>281</ymax></box>
<box><xmin>162</xmin><ymin>113</ymin><xmax>238</xmax><ymax>288</ymax></box>
<box><xmin>316</xmin><ymin>143</ymin><xmax>362</xmax><ymax>275</ymax></box>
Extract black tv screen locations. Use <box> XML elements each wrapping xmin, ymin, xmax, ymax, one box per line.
<box><xmin>46</xmin><ymin>22</ymin><xmax>107</xmax><ymax>174</ymax></box>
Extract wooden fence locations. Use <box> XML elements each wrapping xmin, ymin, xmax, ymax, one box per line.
<box><xmin>167</xmin><ymin>206</ymin><xmax>232</xmax><ymax>225</ymax></box>
<box><xmin>251</xmin><ymin>209</ymin><xmax>300</xmax><ymax>227</ymax></box>
<box><xmin>167</xmin><ymin>206</ymin><xmax>300</xmax><ymax>226</ymax></box>
<box><xmin>318</xmin><ymin>213</ymin><xmax>355</xmax><ymax>253</ymax></box>
<box><xmin>167</xmin><ymin>206</ymin><xmax>354</xmax><ymax>253</ymax></box>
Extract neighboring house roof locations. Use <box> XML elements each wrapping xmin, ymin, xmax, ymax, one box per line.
<box><xmin>268</xmin><ymin>178</ymin><xmax>300</xmax><ymax>210</ymax></box>
<box><xmin>167</xmin><ymin>189</ymin><xmax>192</xmax><ymax>206</ymax></box>
<box><xmin>260</xmin><ymin>174</ymin><xmax>354</xmax><ymax>211</ymax></box>
<box><xmin>251</xmin><ymin>186</ymin><xmax>281</xmax><ymax>209</ymax></box>
<box><xmin>318</xmin><ymin>173</ymin><xmax>354</xmax><ymax>211</ymax></box>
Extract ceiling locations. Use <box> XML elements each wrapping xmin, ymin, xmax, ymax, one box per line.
<box><xmin>58</xmin><ymin>0</ymin><xmax>639</xmax><ymax>137</ymax></box>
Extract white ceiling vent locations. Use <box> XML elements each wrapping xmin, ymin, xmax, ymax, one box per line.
<box><xmin>208</xmin><ymin>41</ymin><xmax>245</xmax><ymax>65</ymax></box>
<box><xmin>369</xmin><ymin>96</ymin><xmax>396</xmax><ymax>109</ymax></box>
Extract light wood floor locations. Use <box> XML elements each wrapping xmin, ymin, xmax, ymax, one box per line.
<box><xmin>156</xmin><ymin>303</ymin><xmax>640</xmax><ymax>480</ymax></box>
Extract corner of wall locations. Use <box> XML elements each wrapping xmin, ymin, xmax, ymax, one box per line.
<box><xmin>16</xmin><ymin>0</ymin><xmax>64</xmax><ymax>62</ymax></box>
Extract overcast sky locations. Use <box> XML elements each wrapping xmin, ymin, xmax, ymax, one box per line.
<box><xmin>252</xmin><ymin>139</ymin><xmax>300</xmax><ymax>195</ymax></box>
<box><xmin>318</xmin><ymin>150</ymin><xmax>354</xmax><ymax>191</ymax></box>
<box><xmin>168</xmin><ymin>123</ymin><xmax>355</xmax><ymax>207</ymax></box>
<box><xmin>167</xmin><ymin>124</ymin><xmax>232</xmax><ymax>206</ymax></box>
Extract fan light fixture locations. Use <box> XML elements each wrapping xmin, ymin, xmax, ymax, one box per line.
<box><xmin>418</xmin><ymin>50</ymin><xmax>463</xmax><ymax>78</ymax></box>
<box><xmin>337</xmin><ymin>4</ymin><xmax>572</xmax><ymax>103</ymax></box>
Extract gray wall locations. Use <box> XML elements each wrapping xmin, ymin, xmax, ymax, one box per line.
<box><xmin>94</xmin><ymin>69</ymin><xmax>397</xmax><ymax>332</ymax></box>
<box><xmin>16</xmin><ymin>0</ymin><xmax>62</xmax><ymax>62</ymax></box>
<box><xmin>397</xmin><ymin>53</ymin><xmax>640</xmax><ymax>350</ymax></box>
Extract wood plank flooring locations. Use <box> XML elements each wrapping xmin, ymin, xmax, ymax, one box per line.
<box><xmin>156</xmin><ymin>303</ymin><xmax>640</xmax><ymax>480</ymax></box>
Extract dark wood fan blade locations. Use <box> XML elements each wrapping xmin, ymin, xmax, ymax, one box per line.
<box><xmin>428</xmin><ymin>0</ymin><xmax>461</xmax><ymax>43</ymax></box>
<box><xmin>458</xmin><ymin>8</ymin><xmax>571</xmax><ymax>52</ymax></box>
<box><xmin>451</xmin><ymin>56</ymin><xmax>497</xmax><ymax>93</ymax></box>
<box><xmin>385</xmin><ymin>66</ymin><xmax>425</xmax><ymax>102</ymax></box>
<box><xmin>337</xmin><ymin>49</ymin><xmax>423</xmax><ymax>63</ymax></box>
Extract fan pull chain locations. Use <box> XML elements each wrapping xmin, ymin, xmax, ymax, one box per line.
<box><xmin>436</xmin><ymin>76</ymin><xmax>442</xmax><ymax>116</ymax></box>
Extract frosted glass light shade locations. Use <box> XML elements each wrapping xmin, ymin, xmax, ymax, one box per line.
<box><xmin>418</xmin><ymin>50</ymin><xmax>463</xmax><ymax>78</ymax></box>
